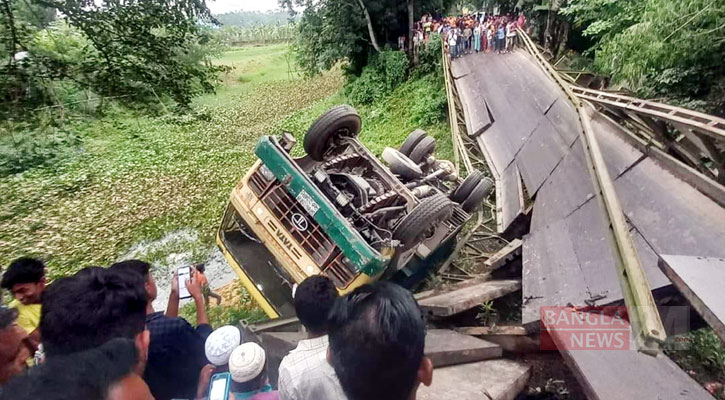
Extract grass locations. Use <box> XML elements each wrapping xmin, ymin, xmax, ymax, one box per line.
<box><xmin>1</xmin><ymin>43</ymin><xmax>454</xmax><ymax>325</ymax></box>
<box><xmin>0</xmin><ymin>44</ymin><xmax>342</xmax><ymax>279</ymax></box>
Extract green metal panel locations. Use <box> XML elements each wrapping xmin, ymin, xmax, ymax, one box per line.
<box><xmin>255</xmin><ymin>136</ymin><xmax>389</xmax><ymax>276</ymax></box>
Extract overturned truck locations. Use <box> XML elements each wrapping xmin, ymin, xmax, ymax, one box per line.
<box><xmin>216</xmin><ymin>105</ymin><xmax>493</xmax><ymax>318</ymax></box>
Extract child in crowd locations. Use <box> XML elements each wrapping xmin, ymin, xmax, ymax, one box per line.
<box><xmin>194</xmin><ymin>263</ymin><xmax>222</xmax><ymax>306</ymax></box>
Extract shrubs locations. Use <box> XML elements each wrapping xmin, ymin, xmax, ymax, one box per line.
<box><xmin>346</xmin><ymin>50</ymin><xmax>409</xmax><ymax>104</ymax></box>
<box><xmin>0</xmin><ymin>121</ymin><xmax>82</xmax><ymax>176</ymax></box>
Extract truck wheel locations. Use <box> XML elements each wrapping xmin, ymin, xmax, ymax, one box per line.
<box><xmin>451</xmin><ymin>170</ymin><xmax>484</xmax><ymax>203</ymax></box>
<box><xmin>400</xmin><ymin>129</ymin><xmax>428</xmax><ymax>156</ymax></box>
<box><xmin>460</xmin><ymin>177</ymin><xmax>494</xmax><ymax>213</ymax></box>
<box><xmin>394</xmin><ymin>194</ymin><xmax>453</xmax><ymax>250</ymax></box>
<box><xmin>304</xmin><ymin>105</ymin><xmax>361</xmax><ymax>161</ymax></box>
<box><xmin>408</xmin><ymin>136</ymin><xmax>437</xmax><ymax>164</ymax></box>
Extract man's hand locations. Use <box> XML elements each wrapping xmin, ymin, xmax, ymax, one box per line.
<box><xmin>195</xmin><ymin>364</ymin><xmax>215</xmax><ymax>399</ymax></box>
<box><xmin>166</xmin><ymin>270</ymin><xmax>180</xmax><ymax>317</ymax></box>
<box><xmin>186</xmin><ymin>271</ymin><xmax>203</xmax><ymax>301</ymax></box>
<box><xmin>170</xmin><ymin>270</ymin><xmax>179</xmax><ymax>297</ymax></box>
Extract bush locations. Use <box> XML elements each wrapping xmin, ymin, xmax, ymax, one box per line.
<box><xmin>412</xmin><ymin>35</ymin><xmax>443</xmax><ymax>79</ymax></box>
<box><xmin>409</xmin><ymin>73</ymin><xmax>447</xmax><ymax>126</ymax></box>
<box><xmin>0</xmin><ymin>120</ymin><xmax>82</xmax><ymax>176</ymax></box>
<box><xmin>346</xmin><ymin>50</ymin><xmax>409</xmax><ymax>104</ymax></box>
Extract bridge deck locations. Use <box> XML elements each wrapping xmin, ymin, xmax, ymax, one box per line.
<box><xmin>451</xmin><ymin>49</ymin><xmax>725</xmax><ymax>400</ymax></box>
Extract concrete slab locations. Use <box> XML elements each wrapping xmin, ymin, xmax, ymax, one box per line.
<box><xmin>615</xmin><ymin>157</ymin><xmax>725</xmax><ymax>259</ymax></box>
<box><xmin>516</xmin><ymin>115</ymin><xmax>570</xmax><ymax>195</ymax></box>
<box><xmin>659</xmin><ymin>255</ymin><xmax>725</xmax><ymax>341</ymax></box>
<box><xmin>521</xmin><ymin>220</ymin><xmax>591</xmax><ymax>328</ymax></box>
<box><xmin>417</xmin><ymin>358</ymin><xmax>531</xmax><ymax>400</ymax></box>
<box><xmin>419</xmin><ymin>279</ymin><xmax>521</xmax><ymax>317</ymax></box>
<box><xmin>546</xmin><ymin>97</ymin><xmax>581</xmax><ymax>146</ymax></box>
<box><xmin>549</xmin><ymin>314</ymin><xmax>714</xmax><ymax>400</ymax></box>
<box><xmin>498</xmin><ymin>162</ymin><xmax>525</xmax><ymax>232</ymax></box>
<box><xmin>425</xmin><ymin>329</ymin><xmax>502</xmax><ymax>367</ymax></box>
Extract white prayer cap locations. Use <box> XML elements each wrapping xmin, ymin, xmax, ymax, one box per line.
<box><xmin>205</xmin><ymin>325</ymin><xmax>242</xmax><ymax>366</ymax></box>
<box><xmin>228</xmin><ymin>342</ymin><xmax>266</xmax><ymax>383</ymax></box>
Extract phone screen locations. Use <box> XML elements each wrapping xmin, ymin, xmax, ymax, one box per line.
<box><xmin>178</xmin><ymin>266</ymin><xmax>191</xmax><ymax>299</ymax></box>
<box><xmin>208</xmin><ymin>373</ymin><xmax>230</xmax><ymax>400</ymax></box>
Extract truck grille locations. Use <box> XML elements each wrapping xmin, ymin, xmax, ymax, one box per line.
<box><xmin>248</xmin><ymin>169</ymin><xmax>273</xmax><ymax>197</ymax></box>
<box><xmin>261</xmin><ymin>184</ymin><xmax>337</xmax><ymax>265</ymax></box>
<box><xmin>323</xmin><ymin>253</ymin><xmax>357</xmax><ymax>288</ymax></box>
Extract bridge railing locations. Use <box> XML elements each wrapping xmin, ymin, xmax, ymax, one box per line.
<box><xmin>517</xmin><ymin>29</ymin><xmax>725</xmax><ymax>185</ymax></box>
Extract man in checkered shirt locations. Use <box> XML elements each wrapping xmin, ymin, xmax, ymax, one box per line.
<box><xmin>278</xmin><ymin>276</ymin><xmax>346</xmax><ymax>400</ymax></box>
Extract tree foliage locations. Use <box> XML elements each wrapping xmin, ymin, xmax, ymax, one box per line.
<box><xmin>281</xmin><ymin>0</ymin><xmax>454</xmax><ymax>76</ymax></box>
<box><xmin>1</xmin><ymin>0</ymin><xmax>221</xmax><ymax>111</ymax></box>
<box><xmin>561</xmin><ymin>0</ymin><xmax>724</xmax><ymax>112</ymax></box>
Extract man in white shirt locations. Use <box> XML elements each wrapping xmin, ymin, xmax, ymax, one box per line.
<box><xmin>278</xmin><ymin>276</ymin><xmax>346</xmax><ymax>400</ymax></box>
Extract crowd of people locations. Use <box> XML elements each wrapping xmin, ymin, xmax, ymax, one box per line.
<box><xmin>0</xmin><ymin>256</ymin><xmax>434</xmax><ymax>400</ymax></box>
<box><xmin>404</xmin><ymin>13</ymin><xmax>527</xmax><ymax>59</ymax></box>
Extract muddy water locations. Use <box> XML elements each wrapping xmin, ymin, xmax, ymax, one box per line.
<box><xmin>119</xmin><ymin>229</ymin><xmax>237</xmax><ymax>311</ymax></box>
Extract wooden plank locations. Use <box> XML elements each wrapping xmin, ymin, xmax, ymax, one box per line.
<box><xmin>455</xmin><ymin>325</ymin><xmax>528</xmax><ymax>336</ymax></box>
<box><xmin>483</xmin><ymin>239</ymin><xmax>523</xmax><ymax>271</ymax></box>
<box><xmin>419</xmin><ymin>279</ymin><xmax>521</xmax><ymax>317</ymax></box>
<box><xmin>658</xmin><ymin>255</ymin><xmax>725</xmax><ymax>342</ymax></box>
<box><xmin>549</xmin><ymin>315</ymin><xmax>714</xmax><ymax>400</ymax></box>
<box><xmin>417</xmin><ymin>359</ymin><xmax>531</xmax><ymax>400</ymax></box>
<box><xmin>414</xmin><ymin>275</ymin><xmax>490</xmax><ymax>301</ymax></box>
<box><xmin>249</xmin><ymin>317</ymin><xmax>300</xmax><ymax>333</ymax></box>
<box><xmin>424</xmin><ymin>329</ymin><xmax>502</xmax><ymax>367</ymax></box>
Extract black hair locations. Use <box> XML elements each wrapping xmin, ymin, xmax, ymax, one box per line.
<box><xmin>0</xmin><ymin>338</ymin><xmax>140</xmax><ymax>400</ymax></box>
<box><xmin>109</xmin><ymin>259</ymin><xmax>151</xmax><ymax>279</ymax></box>
<box><xmin>0</xmin><ymin>307</ymin><xmax>18</xmax><ymax>330</ymax></box>
<box><xmin>328</xmin><ymin>282</ymin><xmax>426</xmax><ymax>400</ymax></box>
<box><xmin>193</xmin><ymin>263</ymin><xmax>205</xmax><ymax>273</ymax></box>
<box><xmin>40</xmin><ymin>268</ymin><xmax>147</xmax><ymax>357</ymax></box>
<box><xmin>294</xmin><ymin>275</ymin><xmax>338</xmax><ymax>333</ymax></box>
<box><xmin>1</xmin><ymin>258</ymin><xmax>45</xmax><ymax>289</ymax></box>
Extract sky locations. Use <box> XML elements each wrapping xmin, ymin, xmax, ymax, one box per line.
<box><xmin>207</xmin><ymin>0</ymin><xmax>283</xmax><ymax>14</ymax></box>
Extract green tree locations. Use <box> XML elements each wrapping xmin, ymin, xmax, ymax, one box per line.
<box><xmin>1</xmin><ymin>0</ymin><xmax>220</xmax><ymax>110</ymax></box>
<box><xmin>281</xmin><ymin>0</ymin><xmax>454</xmax><ymax>75</ymax></box>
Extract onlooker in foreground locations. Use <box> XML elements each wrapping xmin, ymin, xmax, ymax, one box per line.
<box><xmin>0</xmin><ymin>338</ymin><xmax>153</xmax><ymax>400</ymax></box>
<box><xmin>278</xmin><ymin>276</ymin><xmax>345</xmax><ymax>400</ymax></box>
<box><xmin>0</xmin><ymin>307</ymin><xmax>32</xmax><ymax>385</ymax></box>
<box><xmin>111</xmin><ymin>259</ymin><xmax>212</xmax><ymax>400</ymax></box>
<box><xmin>228</xmin><ymin>342</ymin><xmax>277</xmax><ymax>399</ymax></box>
<box><xmin>1</xmin><ymin>258</ymin><xmax>46</xmax><ymax>349</ymax></box>
<box><xmin>40</xmin><ymin>267</ymin><xmax>148</xmax><ymax>370</ymax></box>
<box><xmin>205</xmin><ymin>324</ymin><xmax>242</xmax><ymax>369</ymax></box>
<box><xmin>328</xmin><ymin>282</ymin><xmax>433</xmax><ymax>400</ymax></box>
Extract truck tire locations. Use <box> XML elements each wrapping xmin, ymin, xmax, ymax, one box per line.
<box><xmin>408</xmin><ymin>136</ymin><xmax>437</xmax><ymax>164</ymax></box>
<box><xmin>399</xmin><ymin>129</ymin><xmax>428</xmax><ymax>156</ymax></box>
<box><xmin>394</xmin><ymin>193</ymin><xmax>454</xmax><ymax>250</ymax></box>
<box><xmin>451</xmin><ymin>170</ymin><xmax>484</xmax><ymax>203</ymax></box>
<box><xmin>460</xmin><ymin>177</ymin><xmax>494</xmax><ymax>213</ymax></box>
<box><xmin>304</xmin><ymin>105</ymin><xmax>361</xmax><ymax>161</ymax></box>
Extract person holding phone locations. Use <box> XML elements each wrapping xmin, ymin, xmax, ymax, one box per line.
<box><xmin>110</xmin><ymin>260</ymin><xmax>212</xmax><ymax>400</ymax></box>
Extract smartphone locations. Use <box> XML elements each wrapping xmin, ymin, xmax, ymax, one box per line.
<box><xmin>177</xmin><ymin>266</ymin><xmax>192</xmax><ymax>299</ymax></box>
<box><xmin>208</xmin><ymin>372</ymin><xmax>232</xmax><ymax>400</ymax></box>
